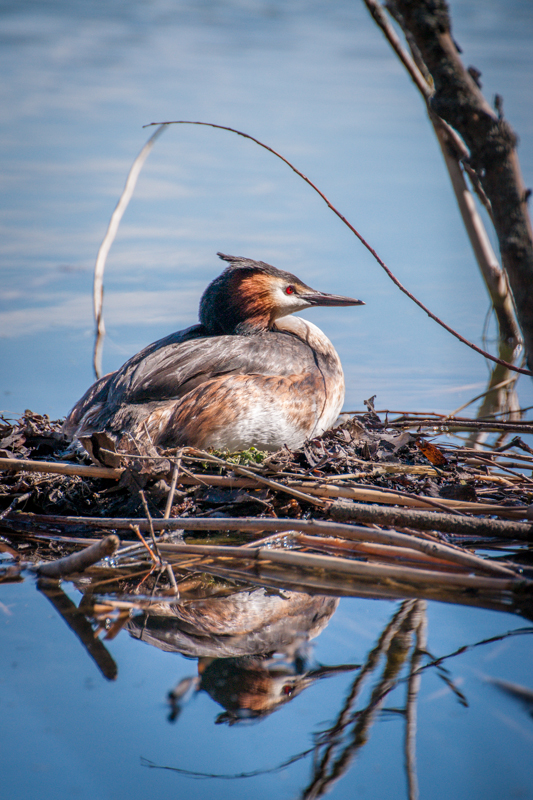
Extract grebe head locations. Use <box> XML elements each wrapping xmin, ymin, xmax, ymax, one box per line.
<box><xmin>199</xmin><ymin>252</ymin><xmax>364</xmax><ymax>335</ymax></box>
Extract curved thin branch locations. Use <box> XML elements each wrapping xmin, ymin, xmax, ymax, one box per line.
<box><xmin>144</xmin><ymin>119</ymin><xmax>532</xmax><ymax>376</ymax></box>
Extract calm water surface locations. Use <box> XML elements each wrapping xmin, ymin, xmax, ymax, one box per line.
<box><xmin>2</xmin><ymin>575</ymin><xmax>533</xmax><ymax>800</ymax></box>
<box><xmin>1</xmin><ymin>0</ymin><xmax>533</xmax><ymax>417</ymax></box>
<box><xmin>1</xmin><ymin>2</ymin><xmax>533</xmax><ymax>798</ymax></box>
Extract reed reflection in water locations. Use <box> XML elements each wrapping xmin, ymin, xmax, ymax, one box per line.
<box><xmin>69</xmin><ymin>574</ymin><xmax>527</xmax><ymax>799</ymax></box>
<box><xmin>2</xmin><ymin>562</ymin><xmax>533</xmax><ymax>799</ymax></box>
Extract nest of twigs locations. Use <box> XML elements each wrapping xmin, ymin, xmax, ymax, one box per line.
<box><xmin>1</xmin><ymin>405</ymin><xmax>533</xmax><ymax>622</ymax></box>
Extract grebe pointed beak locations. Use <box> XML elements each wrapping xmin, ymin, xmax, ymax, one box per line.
<box><xmin>300</xmin><ymin>290</ymin><xmax>365</xmax><ymax>308</ymax></box>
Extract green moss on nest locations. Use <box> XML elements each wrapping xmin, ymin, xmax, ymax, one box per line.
<box><xmin>211</xmin><ymin>446</ymin><xmax>268</xmax><ymax>466</ymax></box>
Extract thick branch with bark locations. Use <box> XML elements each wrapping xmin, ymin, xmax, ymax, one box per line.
<box><xmin>365</xmin><ymin>0</ymin><xmax>521</xmax><ymax>346</ymax></box>
<box><xmin>391</xmin><ymin>0</ymin><xmax>533</xmax><ymax>370</ymax></box>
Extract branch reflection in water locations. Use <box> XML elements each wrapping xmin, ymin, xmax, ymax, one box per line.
<box><xmin>4</xmin><ymin>556</ymin><xmax>531</xmax><ymax>797</ymax></box>
<box><xmin>116</xmin><ymin>579</ymin><xmax>532</xmax><ymax>796</ymax></box>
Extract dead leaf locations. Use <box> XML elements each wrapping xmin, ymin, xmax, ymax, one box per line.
<box><xmin>415</xmin><ymin>438</ymin><xmax>448</xmax><ymax>466</ymax></box>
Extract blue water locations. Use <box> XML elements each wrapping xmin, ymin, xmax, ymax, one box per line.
<box><xmin>1</xmin><ymin>2</ymin><xmax>533</xmax><ymax>798</ymax></box>
<box><xmin>2</xmin><ymin>577</ymin><xmax>532</xmax><ymax>800</ymax></box>
<box><xmin>1</xmin><ymin>0</ymin><xmax>532</xmax><ymax>419</ymax></box>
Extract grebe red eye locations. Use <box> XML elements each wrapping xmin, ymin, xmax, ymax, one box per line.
<box><xmin>285</xmin><ymin>285</ymin><xmax>295</xmax><ymax>295</ymax></box>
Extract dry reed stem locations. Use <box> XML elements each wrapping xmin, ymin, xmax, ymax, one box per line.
<box><xmin>129</xmin><ymin>524</ymin><xmax>159</xmax><ymax>564</ymax></box>
<box><xmin>92</xmin><ymin>124</ymin><xmax>167</xmax><ymax>378</ymax></box>
<box><xmin>294</xmin><ymin>533</ymin><xmax>465</xmax><ymax>570</ymax></box>
<box><xmin>464</xmin><ymin>455</ymin><xmax>533</xmax><ymax>486</ymax></box>
<box><xmin>5</xmin><ymin>511</ymin><xmax>520</xmax><ymax>577</ymax></box>
<box><xmin>448</xmin><ymin>377</ymin><xmax>518</xmax><ymax>418</ymax></box>
<box><xmin>434</xmin><ymin>109</ymin><xmax>521</xmax><ymax>346</ymax></box>
<box><xmin>0</xmin><ymin>456</ymin><xmax>123</xmax><ymax>480</ymax></box>
<box><xmin>389</xmin><ymin>418</ymin><xmax>533</xmax><ymax>434</ymax></box>
<box><xmin>0</xmin><ymin>492</ymin><xmax>31</xmax><ymax>520</ymax></box>
<box><xmin>330</xmin><ymin>501</ymin><xmax>533</xmax><ymax>539</ymax></box>
<box><xmin>289</xmin><ymin>481</ymin><xmax>530</xmax><ymax>517</ymax></box>
<box><xmin>138</xmin><ymin>489</ymin><xmax>161</xmax><ymax>561</ymax></box>
<box><xmin>161</xmin><ymin>545</ymin><xmax>525</xmax><ymax>591</ymax></box>
<box><xmin>157</xmin><ymin>542</ymin><xmax>521</xmax><ymax>585</ymax></box>
<box><xmin>35</xmin><ymin>534</ymin><xmax>119</xmax><ymax>578</ymax></box>
<box><xmin>1</xmin><ymin>456</ymin><xmax>527</xmax><ymax>498</ymax></box>
<box><xmin>164</xmin><ymin>451</ymin><xmax>183</xmax><ymax>519</ymax></box>
<box><xmin>173</xmin><ymin>467</ymin><xmax>522</xmax><ymax>489</ymax></box>
<box><xmin>461</xmin><ymin>449</ymin><xmax>533</xmax><ymax>465</ymax></box>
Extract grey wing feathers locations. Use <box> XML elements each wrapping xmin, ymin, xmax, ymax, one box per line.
<box><xmin>109</xmin><ymin>329</ymin><xmax>316</xmax><ymax>405</ymax></box>
<box><xmin>63</xmin><ymin>323</ymin><xmax>205</xmax><ymax>433</ymax></box>
<box><xmin>65</xmin><ymin>325</ymin><xmax>316</xmax><ymax>434</ymax></box>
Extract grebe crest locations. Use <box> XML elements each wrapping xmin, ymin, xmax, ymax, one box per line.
<box><xmin>64</xmin><ymin>252</ymin><xmax>364</xmax><ymax>454</ymax></box>
<box><xmin>200</xmin><ymin>253</ymin><xmax>356</xmax><ymax>335</ymax></box>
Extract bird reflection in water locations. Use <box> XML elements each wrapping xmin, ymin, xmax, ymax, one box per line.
<box><xmin>127</xmin><ymin>587</ymin><xmax>358</xmax><ymax>724</ymax></box>
<box><xmin>174</xmin><ymin>652</ymin><xmax>358</xmax><ymax>725</ymax></box>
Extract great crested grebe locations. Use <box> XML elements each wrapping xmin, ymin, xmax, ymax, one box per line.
<box><xmin>63</xmin><ymin>253</ymin><xmax>363</xmax><ymax>453</ymax></box>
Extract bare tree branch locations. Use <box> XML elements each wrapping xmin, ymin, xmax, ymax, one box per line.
<box><xmin>389</xmin><ymin>0</ymin><xmax>533</xmax><ymax>371</ymax></box>
<box><xmin>364</xmin><ymin>0</ymin><xmax>521</xmax><ymax>346</ymax></box>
